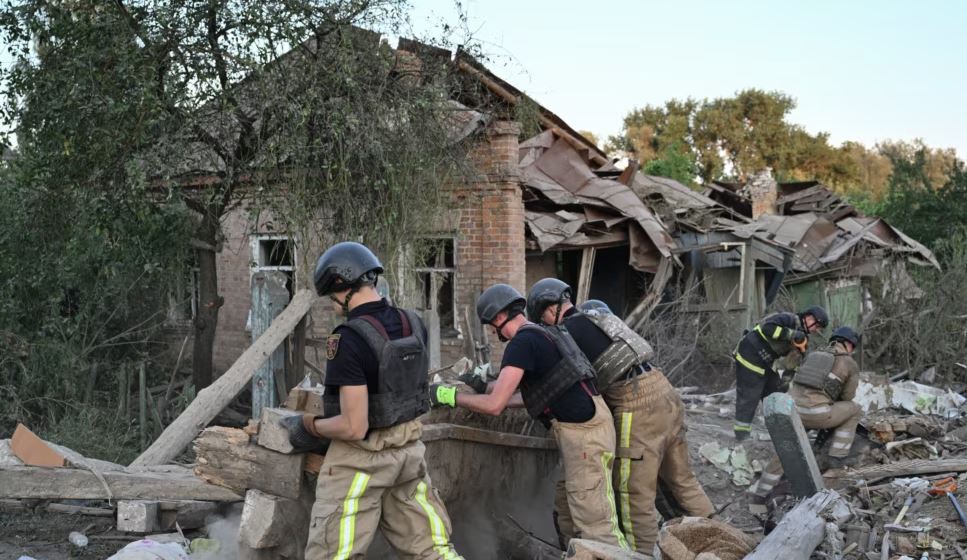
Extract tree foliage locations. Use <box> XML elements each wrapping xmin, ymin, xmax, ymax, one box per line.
<box><xmin>609</xmin><ymin>89</ymin><xmax>858</xmax><ymax>186</ymax></box>
<box><xmin>0</xmin><ymin>0</ymin><xmax>472</xmax><ymax>389</ymax></box>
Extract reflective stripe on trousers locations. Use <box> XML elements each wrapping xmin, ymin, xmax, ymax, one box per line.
<box><xmin>600</xmin><ymin>450</ymin><xmax>629</xmax><ymax>549</ymax></box>
<box><xmin>414</xmin><ymin>481</ymin><xmax>461</xmax><ymax>560</ymax></box>
<box><xmin>334</xmin><ymin>472</ymin><xmax>372</xmax><ymax>560</ymax></box>
<box><xmin>617</xmin><ymin>412</ymin><xmax>635</xmax><ymax>550</ymax></box>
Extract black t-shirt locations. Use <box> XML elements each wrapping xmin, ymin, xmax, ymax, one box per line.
<box><xmin>500</xmin><ymin>325</ymin><xmax>595</xmax><ymax>423</ymax></box>
<box><xmin>561</xmin><ymin>307</ymin><xmax>613</xmax><ymax>364</ymax></box>
<box><xmin>324</xmin><ymin>299</ymin><xmax>426</xmax><ymax>396</ymax></box>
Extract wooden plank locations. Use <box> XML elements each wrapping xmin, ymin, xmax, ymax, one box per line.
<box><xmin>251</xmin><ymin>271</ymin><xmax>291</xmax><ymax>420</ymax></box>
<box><xmin>746</xmin><ymin>489</ymin><xmax>851</xmax><ymax>560</ymax></box>
<box><xmin>130</xmin><ymin>289</ymin><xmax>316</xmax><ymax>467</ymax></box>
<box><xmin>0</xmin><ymin>466</ymin><xmax>242</xmax><ymax>501</ymax></box>
<box><xmin>840</xmin><ymin>458</ymin><xmax>967</xmax><ymax>485</ymax></box>
<box><xmin>11</xmin><ymin>424</ymin><xmax>66</xmax><ymax>467</ymax></box>
<box><xmin>575</xmin><ymin>247</ymin><xmax>596</xmax><ymax>304</ymax></box>
<box><xmin>193</xmin><ymin>427</ymin><xmax>304</xmax><ymax>499</ymax></box>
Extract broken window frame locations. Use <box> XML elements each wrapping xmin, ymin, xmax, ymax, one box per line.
<box><xmin>166</xmin><ymin>259</ymin><xmax>200</xmax><ymax>326</ymax></box>
<box><xmin>247</xmin><ymin>234</ymin><xmax>297</xmax><ymax>332</ymax></box>
<box><xmin>411</xmin><ymin>235</ymin><xmax>459</xmax><ymax>338</ymax></box>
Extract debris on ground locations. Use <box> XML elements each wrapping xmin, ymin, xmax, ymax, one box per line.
<box><xmin>698</xmin><ymin>441</ymin><xmax>761</xmax><ymax>486</ymax></box>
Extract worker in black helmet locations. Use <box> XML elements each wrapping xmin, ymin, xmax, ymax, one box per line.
<box><xmin>287</xmin><ymin>241</ymin><xmax>462</xmax><ymax>559</ymax></box>
<box><xmin>430</xmin><ymin>283</ymin><xmax>629</xmax><ymax>550</ymax></box>
<box><xmin>732</xmin><ymin>306</ymin><xmax>828</xmax><ymax>441</ymax></box>
<box><xmin>528</xmin><ymin>278</ymin><xmax>712</xmax><ymax>554</ymax></box>
<box><xmin>749</xmin><ymin>325</ymin><xmax>863</xmax><ymax>504</ymax></box>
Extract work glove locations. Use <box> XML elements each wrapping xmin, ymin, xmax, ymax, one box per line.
<box><xmin>429</xmin><ymin>384</ymin><xmax>457</xmax><ymax>408</ymax></box>
<box><xmin>280</xmin><ymin>414</ymin><xmax>331</xmax><ymax>454</ymax></box>
<box><xmin>791</xmin><ymin>330</ymin><xmax>808</xmax><ymax>353</ymax></box>
<box><xmin>457</xmin><ymin>372</ymin><xmax>488</xmax><ymax>394</ymax></box>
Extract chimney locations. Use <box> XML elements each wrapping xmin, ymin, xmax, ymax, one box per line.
<box><xmin>744</xmin><ymin>168</ymin><xmax>778</xmax><ymax>219</ymax></box>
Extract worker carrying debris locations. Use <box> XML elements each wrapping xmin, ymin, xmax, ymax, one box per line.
<box><xmin>732</xmin><ymin>306</ymin><xmax>828</xmax><ymax>440</ymax></box>
<box><xmin>749</xmin><ymin>325</ymin><xmax>863</xmax><ymax>503</ymax></box>
<box><xmin>430</xmin><ymin>283</ymin><xmax>630</xmax><ymax>550</ymax></box>
<box><xmin>286</xmin><ymin>241</ymin><xmax>464</xmax><ymax>560</ymax></box>
<box><xmin>526</xmin><ymin>279</ymin><xmax>714</xmax><ymax>555</ymax></box>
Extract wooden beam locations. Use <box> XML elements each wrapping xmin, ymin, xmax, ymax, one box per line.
<box><xmin>745</xmin><ymin>489</ymin><xmax>851</xmax><ymax>560</ymax></box>
<box><xmin>193</xmin><ymin>427</ymin><xmax>305</xmax><ymax>499</ymax></box>
<box><xmin>130</xmin><ymin>289</ymin><xmax>316</xmax><ymax>467</ymax></box>
<box><xmin>626</xmin><ymin>257</ymin><xmax>674</xmax><ymax>330</ymax></box>
<box><xmin>0</xmin><ymin>466</ymin><xmax>242</xmax><ymax>501</ymax></box>
<box><xmin>575</xmin><ymin>247</ymin><xmax>596</xmax><ymax>305</ymax></box>
<box><xmin>839</xmin><ymin>458</ymin><xmax>967</xmax><ymax>486</ymax></box>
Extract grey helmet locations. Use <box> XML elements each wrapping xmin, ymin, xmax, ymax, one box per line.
<box><xmin>800</xmin><ymin>305</ymin><xmax>829</xmax><ymax>330</ymax></box>
<box><xmin>313</xmin><ymin>241</ymin><xmax>383</xmax><ymax>296</ymax></box>
<box><xmin>476</xmin><ymin>284</ymin><xmax>526</xmax><ymax>324</ymax></box>
<box><xmin>526</xmin><ymin>278</ymin><xmax>572</xmax><ymax>322</ymax></box>
<box><xmin>830</xmin><ymin>326</ymin><xmax>860</xmax><ymax>348</ymax></box>
<box><xmin>579</xmin><ymin>299</ymin><xmax>612</xmax><ymax>316</ymax></box>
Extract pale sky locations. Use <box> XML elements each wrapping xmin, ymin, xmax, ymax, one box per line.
<box><xmin>406</xmin><ymin>0</ymin><xmax>967</xmax><ymax>155</ymax></box>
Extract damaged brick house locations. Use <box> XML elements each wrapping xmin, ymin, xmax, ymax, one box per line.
<box><xmin>179</xmin><ymin>36</ymin><xmax>938</xmax><ymax>382</ymax></box>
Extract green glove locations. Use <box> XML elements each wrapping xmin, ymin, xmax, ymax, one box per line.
<box><xmin>430</xmin><ymin>384</ymin><xmax>457</xmax><ymax>408</ymax></box>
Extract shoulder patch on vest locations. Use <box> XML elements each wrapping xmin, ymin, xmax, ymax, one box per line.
<box><xmin>326</xmin><ymin>334</ymin><xmax>341</xmax><ymax>360</ymax></box>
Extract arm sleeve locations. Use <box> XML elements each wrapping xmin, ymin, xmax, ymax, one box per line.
<box><xmin>761</xmin><ymin>312</ymin><xmax>801</xmax><ymax>342</ymax></box>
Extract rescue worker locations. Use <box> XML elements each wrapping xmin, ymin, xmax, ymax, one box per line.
<box><xmin>430</xmin><ymin>283</ymin><xmax>629</xmax><ymax>550</ymax></box>
<box><xmin>749</xmin><ymin>326</ymin><xmax>863</xmax><ymax>502</ymax></box>
<box><xmin>732</xmin><ymin>306</ymin><xmax>829</xmax><ymax>441</ymax></box>
<box><xmin>285</xmin><ymin>241</ymin><xmax>463</xmax><ymax>560</ymax></box>
<box><xmin>527</xmin><ymin>279</ymin><xmax>713</xmax><ymax>554</ymax></box>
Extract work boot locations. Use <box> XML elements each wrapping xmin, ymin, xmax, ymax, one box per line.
<box><xmin>734</xmin><ymin>429</ymin><xmax>751</xmax><ymax>442</ymax></box>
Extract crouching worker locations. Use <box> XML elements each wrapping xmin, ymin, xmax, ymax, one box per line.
<box><xmin>431</xmin><ymin>283</ymin><xmax>629</xmax><ymax>550</ymax></box>
<box><xmin>732</xmin><ymin>306</ymin><xmax>829</xmax><ymax>440</ymax></box>
<box><xmin>528</xmin><ymin>280</ymin><xmax>713</xmax><ymax>554</ymax></box>
<box><xmin>749</xmin><ymin>326</ymin><xmax>863</xmax><ymax>503</ymax></box>
<box><xmin>286</xmin><ymin>241</ymin><xmax>463</xmax><ymax>560</ymax></box>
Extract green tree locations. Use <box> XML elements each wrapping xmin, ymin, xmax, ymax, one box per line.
<box><xmin>611</xmin><ymin>89</ymin><xmax>860</xmax><ymax>186</ymax></box>
<box><xmin>0</xmin><ymin>1</ymin><xmax>469</xmax><ymax>389</ymax></box>
<box><xmin>642</xmin><ymin>142</ymin><xmax>697</xmax><ymax>186</ymax></box>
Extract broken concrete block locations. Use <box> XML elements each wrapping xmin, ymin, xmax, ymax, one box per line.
<box><xmin>763</xmin><ymin>393</ymin><xmax>824</xmax><ymax>497</ymax></box>
<box><xmin>11</xmin><ymin>424</ymin><xmax>66</xmax><ymax>467</ymax></box>
<box><xmin>565</xmin><ymin>538</ymin><xmax>651</xmax><ymax>559</ymax></box>
<box><xmin>117</xmin><ymin>500</ymin><xmax>161</xmax><ymax>533</ymax></box>
<box><xmin>257</xmin><ymin>407</ymin><xmax>303</xmax><ymax>454</ymax></box>
<box><xmin>239</xmin><ymin>488</ymin><xmax>311</xmax><ymax>552</ymax></box>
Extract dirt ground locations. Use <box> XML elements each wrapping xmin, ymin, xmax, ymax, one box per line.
<box><xmin>0</xmin><ymin>507</ymin><xmax>120</xmax><ymax>560</ymax></box>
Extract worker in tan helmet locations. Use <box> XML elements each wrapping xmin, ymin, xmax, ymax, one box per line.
<box><xmin>749</xmin><ymin>326</ymin><xmax>863</xmax><ymax>506</ymax></box>
<box><xmin>431</xmin><ymin>283</ymin><xmax>630</xmax><ymax>550</ymax></box>
<box><xmin>284</xmin><ymin>242</ymin><xmax>463</xmax><ymax>560</ymax></box>
<box><xmin>527</xmin><ymin>280</ymin><xmax>713</xmax><ymax>555</ymax></box>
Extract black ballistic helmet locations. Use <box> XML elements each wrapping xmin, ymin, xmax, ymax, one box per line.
<box><xmin>476</xmin><ymin>284</ymin><xmax>526</xmax><ymax>324</ymax></box>
<box><xmin>526</xmin><ymin>278</ymin><xmax>572</xmax><ymax>322</ymax></box>
<box><xmin>313</xmin><ymin>242</ymin><xmax>383</xmax><ymax>296</ymax></box>
<box><xmin>830</xmin><ymin>326</ymin><xmax>860</xmax><ymax>348</ymax></box>
<box><xmin>579</xmin><ymin>299</ymin><xmax>612</xmax><ymax>316</ymax></box>
<box><xmin>800</xmin><ymin>305</ymin><xmax>829</xmax><ymax>329</ymax></box>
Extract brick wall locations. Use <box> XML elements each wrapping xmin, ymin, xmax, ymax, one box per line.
<box><xmin>205</xmin><ymin>120</ymin><xmax>527</xmax><ymax>375</ymax></box>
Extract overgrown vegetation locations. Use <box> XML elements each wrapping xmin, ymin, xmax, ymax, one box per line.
<box><xmin>0</xmin><ymin>0</ymin><xmax>473</xmax><ymax>460</ymax></box>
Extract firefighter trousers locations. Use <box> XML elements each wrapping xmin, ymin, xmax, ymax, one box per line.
<box><xmin>733</xmin><ymin>359</ymin><xmax>782</xmax><ymax>437</ymax></box>
<box><xmin>549</xmin><ymin>395</ymin><xmax>629</xmax><ymax>550</ymax></box>
<box><xmin>749</xmin><ymin>401</ymin><xmax>862</xmax><ymax>498</ymax></box>
<box><xmin>555</xmin><ymin>371</ymin><xmax>713</xmax><ymax>554</ymax></box>
<box><xmin>304</xmin><ymin>419</ymin><xmax>463</xmax><ymax>560</ymax></box>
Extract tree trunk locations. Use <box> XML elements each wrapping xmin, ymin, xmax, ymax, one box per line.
<box><xmin>192</xmin><ymin>213</ymin><xmax>222</xmax><ymax>390</ymax></box>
